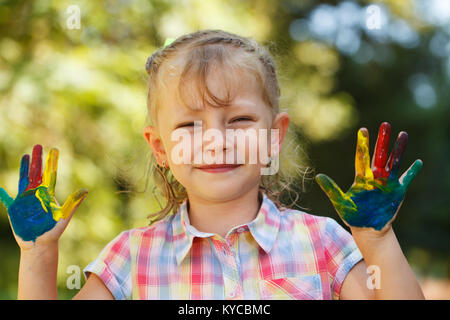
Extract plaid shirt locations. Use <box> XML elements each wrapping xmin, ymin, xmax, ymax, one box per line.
<box><xmin>84</xmin><ymin>192</ymin><xmax>363</xmax><ymax>300</ymax></box>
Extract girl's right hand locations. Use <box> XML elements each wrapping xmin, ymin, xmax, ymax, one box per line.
<box><xmin>0</xmin><ymin>144</ymin><xmax>88</xmax><ymax>251</ymax></box>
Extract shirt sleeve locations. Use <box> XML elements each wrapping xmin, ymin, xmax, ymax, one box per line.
<box><xmin>321</xmin><ymin>217</ymin><xmax>363</xmax><ymax>300</ymax></box>
<box><xmin>83</xmin><ymin>230</ymin><xmax>132</xmax><ymax>300</ymax></box>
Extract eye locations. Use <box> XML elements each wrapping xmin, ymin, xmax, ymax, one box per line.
<box><xmin>231</xmin><ymin>117</ymin><xmax>253</xmax><ymax>123</ymax></box>
<box><xmin>176</xmin><ymin>121</ymin><xmax>201</xmax><ymax>128</ymax></box>
<box><xmin>178</xmin><ymin>122</ymin><xmax>194</xmax><ymax>128</ymax></box>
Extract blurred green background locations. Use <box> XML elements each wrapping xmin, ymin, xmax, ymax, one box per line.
<box><xmin>0</xmin><ymin>0</ymin><xmax>449</xmax><ymax>299</ymax></box>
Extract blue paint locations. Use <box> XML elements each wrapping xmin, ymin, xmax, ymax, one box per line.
<box><xmin>346</xmin><ymin>184</ymin><xmax>405</xmax><ymax>230</ymax></box>
<box><xmin>18</xmin><ymin>154</ymin><xmax>30</xmax><ymax>194</ymax></box>
<box><xmin>7</xmin><ymin>188</ymin><xmax>57</xmax><ymax>242</ymax></box>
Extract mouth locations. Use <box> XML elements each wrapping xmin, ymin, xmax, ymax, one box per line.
<box><xmin>195</xmin><ymin>164</ymin><xmax>242</xmax><ymax>173</ymax></box>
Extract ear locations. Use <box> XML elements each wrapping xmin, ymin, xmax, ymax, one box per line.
<box><xmin>270</xmin><ymin>112</ymin><xmax>290</xmax><ymax>157</ymax></box>
<box><xmin>143</xmin><ymin>126</ymin><xmax>167</xmax><ymax>166</ymax></box>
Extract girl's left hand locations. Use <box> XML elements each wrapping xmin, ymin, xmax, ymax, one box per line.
<box><xmin>315</xmin><ymin>122</ymin><xmax>423</xmax><ymax>236</ymax></box>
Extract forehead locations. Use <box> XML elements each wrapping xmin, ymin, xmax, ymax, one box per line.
<box><xmin>157</xmin><ymin>49</ymin><xmax>265</xmax><ymax>114</ymax></box>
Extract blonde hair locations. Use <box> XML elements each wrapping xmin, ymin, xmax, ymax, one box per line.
<box><xmin>144</xmin><ymin>29</ymin><xmax>307</xmax><ymax>224</ymax></box>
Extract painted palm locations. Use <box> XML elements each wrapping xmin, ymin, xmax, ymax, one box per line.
<box><xmin>315</xmin><ymin>122</ymin><xmax>423</xmax><ymax>231</ymax></box>
<box><xmin>0</xmin><ymin>145</ymin><xmax>88</xmax><ymax>242</ymax></box>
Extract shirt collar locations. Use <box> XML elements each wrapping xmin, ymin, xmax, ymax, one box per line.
<box><xmin>171</xmin><ymin>191</ymin><xmax>281</xmax><ymax>265</ymax></box>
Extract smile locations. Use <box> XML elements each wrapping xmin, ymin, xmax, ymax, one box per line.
<box><xmin>195</xmin><ymin>164</ymin><xmax>242</xmax><ymax>173</ymax></box>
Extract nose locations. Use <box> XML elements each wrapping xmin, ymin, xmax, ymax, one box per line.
<box><xmin>202</xmin><ymin>122</ymin><xmax>231</xmax><ymax>161</ymax></box>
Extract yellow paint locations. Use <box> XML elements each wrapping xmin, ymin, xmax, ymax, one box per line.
<box><xmin>35</xmin><ymin>188</ymin><xmax>48</xmax><ymax>213</ymax></box>
<box><xmin>42</xmin><ymin>148</ymin><xmax>59</xmax><ymax>197</ymax></box>
<box><xmin>355</xmin><ymin>129</ymin><xmax>374</xmax><ymax>190</ymax></box>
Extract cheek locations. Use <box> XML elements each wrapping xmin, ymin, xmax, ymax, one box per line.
<box><xmin>164</xmin><ymin>161</ymin><xmax>191</xmax><ymax>189</ymax></box>
<box><xmin>235</xmin><ymin>127</ymin><xmax>271</xmax><ymax>165</ymax></box>
<box><xmin>166</xmin><ymin>131</ymin><xmax>196</xmax><ymax>165</ymax></box>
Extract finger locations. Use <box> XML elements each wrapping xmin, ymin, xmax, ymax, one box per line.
<box><xmin>371</xmin><ymin>122</ymin><xmax>391</xmax><ymax>179</ymax></box>
<box><xmin>0</xmin><ymin>188</ymin><xmax>13</xmax><ymax>209</ymax></box>
<box><xmin>27</xmin><ymin>144</ymin><xmax>43</xmax><ymax>190</ymax></box>
<box><xmin>42</xmin><ymin>148</ymin><xmax>59</xmax><ymax>197</ymax></box>
<box><xmin>35</xmin><ymin>187</ymin><xmax>51</xmax><ymax>213</ymax></box>
<box><xmin>55</xmin><ymin>189</ymin><xmax>88</xmax><ymax>221</ymax></box>
<box><xmin>18</xmin><ymin>154</ymin><xmax>30</xmax><ymax>194</ymax></box>
<box><xmin>400</xmin><ymin>159</ymin><xmax>423</xmax><ymax>189</ymax></box>
<box><xmin>315</xmin><ymin>174</ymin><xmax>348</xmax><ymax>205</ymax></box>
<box><xmin>387</xmin><ymin>131</ymin><xmax>408</xmax><ymax>177</ymax></box>
<box><xmin>355</xmin><ymin>128</ymin><xmax>374</xmax><ymax>181</ymax></box>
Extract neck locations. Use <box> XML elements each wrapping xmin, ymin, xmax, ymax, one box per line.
<box><xmin>186</xmin><ymin>187</ymin><xmax>262</xmax><ymax>238</ymax></box>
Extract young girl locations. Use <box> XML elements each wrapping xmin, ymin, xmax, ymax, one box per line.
<box><xmin>0</xmin><ymin>29</ymin><xmax>424</xmax><ymax>300</ymax></box>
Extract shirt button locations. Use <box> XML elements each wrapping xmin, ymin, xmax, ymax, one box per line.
<box><xmin>227</xmin><ymin>289</ymin><xmax>236</xmax><ymax>298</ymax></box>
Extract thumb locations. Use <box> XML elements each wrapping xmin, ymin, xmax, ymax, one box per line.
<box><xmin>0</xmin><ymin>188</ymin><xmax>13</xmax><ymax>209</ymax></box>
<box><xmin>53</xmin><ymin>188</ymin><xmax>88</xmax><ymax>221</ymax></box>
<box><xmin>315</xmin><ymin>174</ymin><xmax>346</xmax><ymax>204</ymax></box>
<box><xmin>315</xmin><ymin>174</ymin><xmax>356</xmax><ymax>213</ymax></box>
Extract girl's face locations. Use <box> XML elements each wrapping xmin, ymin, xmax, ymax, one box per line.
<box><xmin>144</xmin><ymin>61</ymin><xmax>290</xmax><ymax>202</ymax></box>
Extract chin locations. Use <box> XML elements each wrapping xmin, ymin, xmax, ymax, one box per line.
<box><xmin>194</xmin><ymin>185</ymin><xmax>246</xmax><ymax>201</ymax></box>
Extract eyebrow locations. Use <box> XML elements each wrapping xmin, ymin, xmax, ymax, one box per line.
<box><xmin>178</xmin><ymin>101</ymin><xmax>256</xmax><ymax>115</ymax></box>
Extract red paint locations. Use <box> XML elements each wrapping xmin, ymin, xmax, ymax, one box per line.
<box><xmin>26</xmin><ymin>144</ymin><xmax>43</xmax><ymax>191</ymax></box>
<box><xmin>372</xmin><ymin>122</ymin><xmax>391</xmax><ymax>179</ymax></box>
